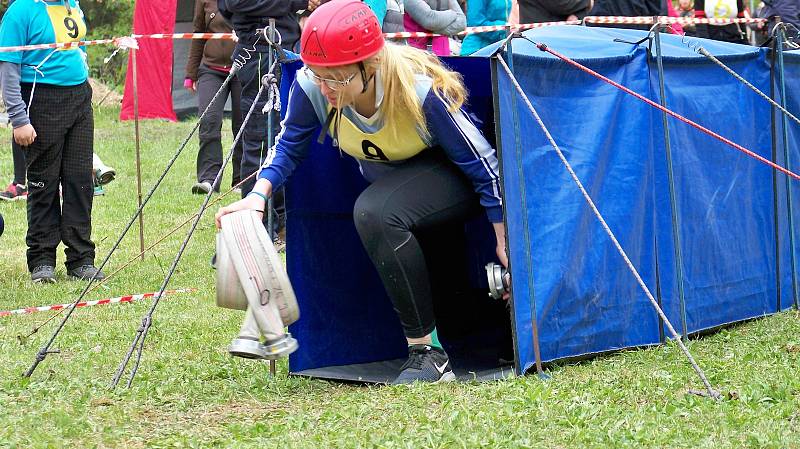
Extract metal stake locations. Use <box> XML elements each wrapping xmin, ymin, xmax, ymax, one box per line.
<box><xmin>653</xmin><ymin>27</ymin><xmax>689</xmax><ymax>339</ymax></box>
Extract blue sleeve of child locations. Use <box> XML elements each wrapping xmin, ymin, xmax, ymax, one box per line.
<box><xmin>0</xmin><ymin>3</ymin><xmax>29</xmax><ymax>65</ymax></box>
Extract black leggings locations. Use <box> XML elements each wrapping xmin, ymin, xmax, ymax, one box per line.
<box><xmin>353</xmin><ymin>151</ymin><xmax>480</xmax><ymax>338</ymax></box>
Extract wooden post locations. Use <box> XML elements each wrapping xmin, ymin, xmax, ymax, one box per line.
<box><xmin>132</xmin><ymin>47</ymin><xmax>145</xmax><ymax>260</ymax></box>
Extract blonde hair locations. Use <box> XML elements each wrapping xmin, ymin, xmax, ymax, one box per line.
<box><xmin>375</xmin><ymin>44</ymin><xmax>466</xmax><ymax>139</ymax></box>
<box><xmin>332</xmin><ymin>44</ymin><xmax>467</xmax><ymax>142</ymax></box>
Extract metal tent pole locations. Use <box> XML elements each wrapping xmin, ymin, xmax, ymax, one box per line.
<box><xmin>776</xmin><ymin>28</ymin><xmax>800</xmax><ymax>310</ymax></box>
<box><xmin>770</xmin><ymin>35</ymin><xmax>784</xmax><ymax>312</ymax></box>
<box><xmin>266</xmin><ymin>19</ymin><xmax>278</xmax><ymax>378</ymax></box>
<box><xmin>504</xmin><ymin>38</ymin><xmax>545</xmax><ymax>377</ymax></box>
<box><xmin>653</xmin><ymin>28</ymin><xmax>689</xmax><ymax>340</ymax></box>
<box><xmin>490</xmin><ymin>55</ymin><xmax>521</xmax><ymax>376</ymax></box>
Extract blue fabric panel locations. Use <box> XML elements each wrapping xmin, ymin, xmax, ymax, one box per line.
<box><xmin>652</xmin><ymin>48</ymin><xmax>776</xmax><ymax>334</ymax></box>
<box><xmin>775</xmin><ymin>49</ymin><xmax>800</xmax><ymax>312</ymax></box>
<box><xmin>496</xmin><ymin>42</ymin><xmax>663</xmax><ymax>372</ymax></box>
<box><xmin>281</xmin><ymin>25</ymin><xmax>800</xmax><ymax>375</ymax></box>
<box><xmin>280</xmin><ymin>61</ymin><xmax>408</xmax><ymax>372</ymax></box>
<box><xmin>441</xmin><ymin>56</ymin><xmax>501</xmax><ymax>289</ymax></box>
<box><xmin>494</xmin><ymin>26</ymin><xmax>796</xmax><ymax>372</ymax></box>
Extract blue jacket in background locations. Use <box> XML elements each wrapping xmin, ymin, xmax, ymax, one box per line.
<box><xmin>460</xmin><ymin>0</ymin><xmax>511</xmax><ymax>55</ymax></box>
<box><xmin>363</xmin><ymin>0</ymin><xmax>388</xmax><ymax>26</ymax></box>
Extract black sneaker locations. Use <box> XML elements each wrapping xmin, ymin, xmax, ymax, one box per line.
<box><xmin>31</xmin><ymin>265</ymin><xmax>56</xmax><ymax>284</ymax></box>
<box><xmin>67</xmin><ymin>265</ymin><xmax>106</xmax><ymax>281</ymax></box>
<box><xmin>391</xmin><ymin>344</ymin><xmax>456</xmax><ymax>385</ymax></box>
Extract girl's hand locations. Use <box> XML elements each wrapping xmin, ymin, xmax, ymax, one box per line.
<box><xmin>492</xmin><ymin>222</ymin><xmax>508</xmax><ymax>268</ymax></box>
<box><xmin>215</xmin><ymin>195</ymin><xmax>264</xmax><ymax>229</ymax></box>
<box><xmin>215</xmin><ymin>180</ymin><xmax>273</xmax><ymax>229</ymax></box>
<box><xmin>492</xmin><ymin>222</ymin><xmax>510</xmax><ymax>300</ymax></box>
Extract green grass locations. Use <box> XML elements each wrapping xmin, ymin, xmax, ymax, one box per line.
<box><xmin>2</xmin><ymin>107</ymin><xmax>800</xmax><ymax>448</ymax></box>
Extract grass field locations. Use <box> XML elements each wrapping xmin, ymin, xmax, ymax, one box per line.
<box><xmin>1</xmin><ymin>106</ymin><xmax>800</xmax><ymax>448</ymax></box>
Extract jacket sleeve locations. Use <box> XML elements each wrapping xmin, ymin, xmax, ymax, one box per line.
<box><xmin>0</xmin><ymin>61</ymin><xmax>28</xmax><ymax>128</ymax></box>
<box><xmin>218</xmin><ymin>0</ymin><xmax>308</xmax><ymax>18</ymax></box>
<box><xmin>405</xmin><ymin>0</ymin><xmax>466</xmax><ymax>34</ymax></box>
<box><xmin>423</xmin><ymin>92</ymin><xmax>503</xmax><ymax>223</ymax></box>
<box><xmin>185</xmin><ymin>0</ymin><xmax>206</xmax><ymax>81</ymax></box>
<box><xmin>539</xmin><ymin>0</ymin><xmax>590</xmax><ymax>16</ymax></box>
<box><xmin>258</xmin><ymin>80</ymin><xmax>321</xmax><ymax>190</ymax></box>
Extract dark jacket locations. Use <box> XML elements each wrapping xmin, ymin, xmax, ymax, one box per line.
<box><xmin>589</xmin><ymin>0</ymin><xmax>666</xmax><ymax>30</ymax></box>
<box><xmin>761</xmin><ymin>0</ymin><xmax>800</xmax><ymax>33</ymax></box>
<box><xmin>218</xmin><ymin>0</ymin><xmax>305</xmax><ymax>51</ymax></box>
<box><xmin>185</xmin><ymin>0</ymin><xmax>237</xmax><ymax>81</ymax></box>
<box><xmin>590</xmin><ymin>0</ymin><xmax>665</xmax><ymax>16</ymax></box>
<box><xmin>518</xmin><ymin>0</ymin><xmax>590</xmax><ymax>24</ymax></box>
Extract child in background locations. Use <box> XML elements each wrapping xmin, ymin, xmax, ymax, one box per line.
<box><xmin>460</xmin><ymin>0</ymin><xmax>511</xmax><ymax>55</ymax></box>
<box><xmin>404</xmin><ymin>0</ymin><xmax>466</xmax><ymax>56</ymax></box>
<box><xmin>0</xmin><ymin>0</ymin><xmax>105</xmax><ymax>283</ymax></box>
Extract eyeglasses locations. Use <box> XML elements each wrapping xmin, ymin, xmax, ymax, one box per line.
<box><xmin>303</xmin><ymin>67</ymin><xmax>357</xmax><ymax>91</ymax></box>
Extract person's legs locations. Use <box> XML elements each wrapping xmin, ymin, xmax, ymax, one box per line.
<box><xmin>353</xmin><ymin>151</ymin><xmax>480</xmax><ymax>339</ymax></box>
<box><xmin>196</xmin><ymin>65</ymin><xmax>227</xmax><ymax>190</ymax></box>
<box><xmin>21</xmin><ymin>85</ymin><xmax>69</xmax><ymax>274</ymax></box>
<box><xmin>60</xmin><ymin>82</ymin><xmax>96</xmax><ymax>272</ymax></box>
<box><xmin>12</xmin><ymin>140</ymin><xmax>25</xmax><ymax>185</ymax></box>
<box><xmin>236</xmin><ymin>48</ymin><xmax>270</xmax><ymax>197</ymax></box>
<box><xmin>230</xmin><ymin>74</ymin><xmax>244</xmax><ymax>188</ymax></box>
<box><xmin>0</xmin><ymin>141</ymin><xmax>28</xmax><ymax>201</ymax></box>
<box><xmin>236</xmin><ymin>47</ymin><xmax>285</xmax><ymax>234</ymax></box>
<box><xmin>267</xmin><ymin>65</ymin><xmax>285</xmax><ymax>228</ymax></box>
<box><xmin>353</xmin><ymin>151</ymin><xmax>481</xmax><ymax>383</ymax></box>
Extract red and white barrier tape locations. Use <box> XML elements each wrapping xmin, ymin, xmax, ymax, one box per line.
<box><xmin>0</xmin><ymin>38</ymin><xmax>116</xmax><ymax>53</ymax></box>
<box><xmin>0</xmin><ymin>288</ymin><xmax>196</xmax><ymax>318</ymax></box>
<box><xmin>0</xmin><ymin>16</ymin><xmax>767</xmax><ymax>53</ymax></box>
<box><xmin>132</xmin><ymin>32</ymin><xmax>235</xmax><ymax>41</ymax></box>
<box><xmin>387</xmin><ymin>17</ymin><xmax>765</xmax><ymax>38</ymax></box>
<box><xmin>583</xmin><ymin>16</ymin><xmax>763</xmax><ymax>25</ymax></box>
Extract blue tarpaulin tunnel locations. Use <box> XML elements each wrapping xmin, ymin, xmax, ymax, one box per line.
<box><xmin>280</xmin><ymin>26</ymin><xmax>800</xmax><ymax>383</ymax></box>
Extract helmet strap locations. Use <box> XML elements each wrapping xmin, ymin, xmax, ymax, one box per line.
<box><xmin>359</xmin><ymin>62</ymin><xmax>374</xmax><ymax>94</ymax></box>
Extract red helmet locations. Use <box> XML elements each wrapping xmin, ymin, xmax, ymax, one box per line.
<box><xmin>300</xmin><ymin>0</ymin><xmax>385</xmax><ymax>67</ymax></box>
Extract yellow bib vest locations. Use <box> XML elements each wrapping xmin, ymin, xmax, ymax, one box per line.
<box><xmin>329</xmin><ymin>107</ymin><xmax>428</xmax><ymax>162</ymax></box>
